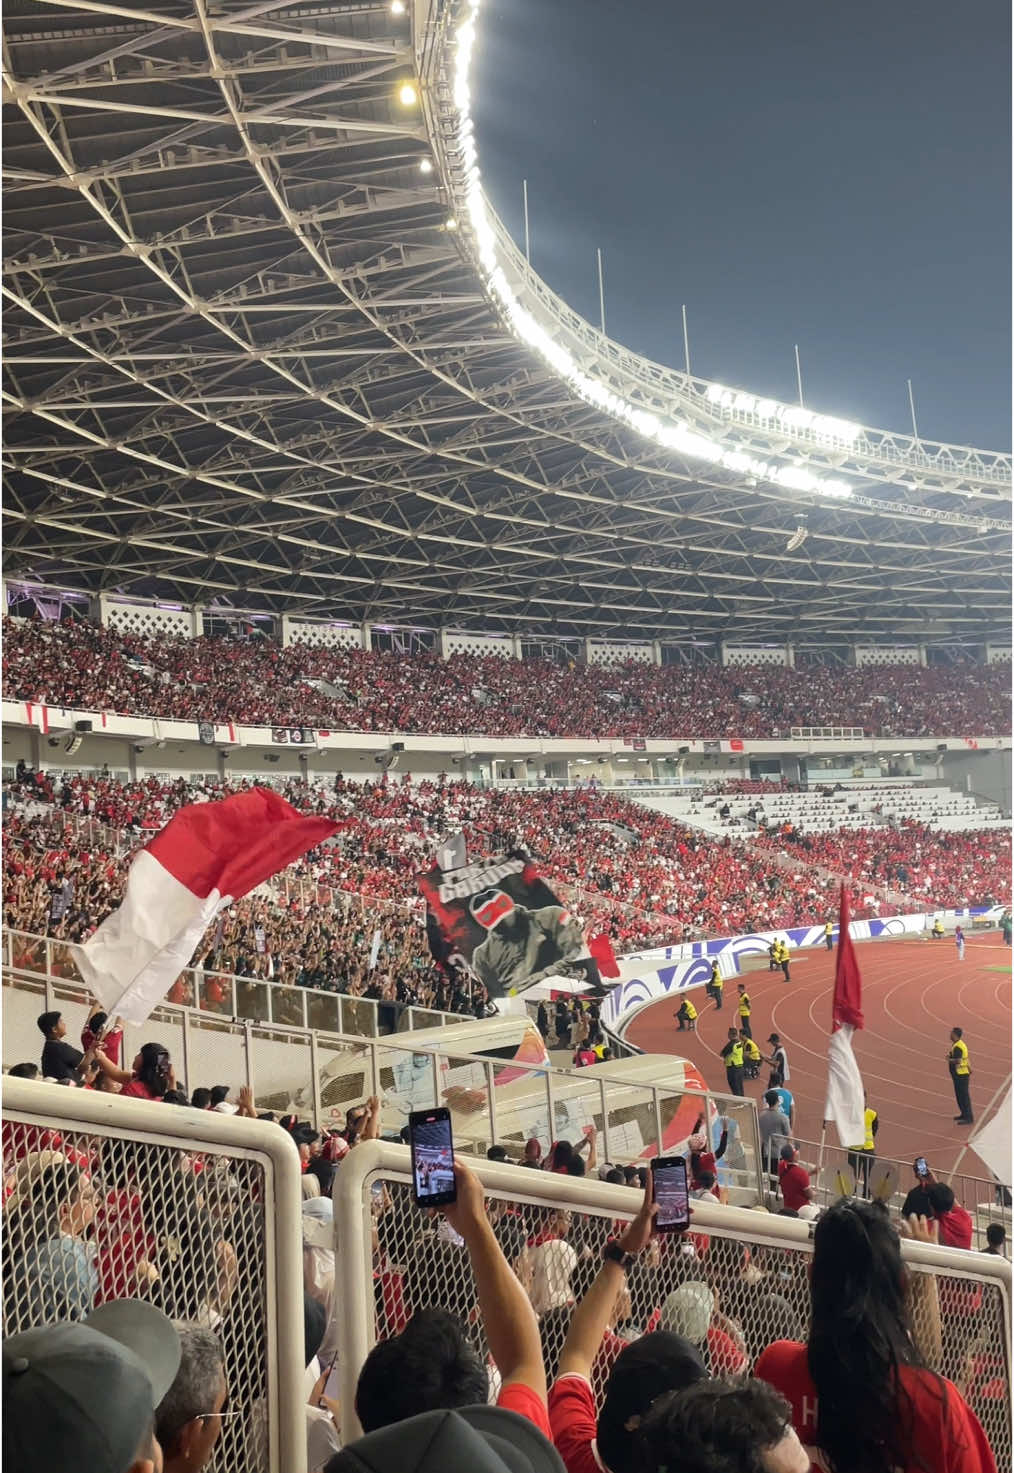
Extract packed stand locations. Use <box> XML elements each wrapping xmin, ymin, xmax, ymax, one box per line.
<box><xmin>4</xmin><ymin>616</ymin><xmax>1010</xmax><ymax>738</ymax></box>
<box><xmin>4</xmin><ymin>1010</ymin><xmax>1008</xmax><ymax>1473</ymax></box>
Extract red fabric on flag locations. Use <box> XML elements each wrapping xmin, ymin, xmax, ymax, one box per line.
<box><xmin>832</xmin><ymin>885</ymin><xmax>864</xmax><ymax>1030</ymax></box>
<box><xmin>728</xmin><ymin>738</ymin><xmax>744</xmax><ymax>752</ymax></box>
<box><xmin>588</xmin><ymin>933</ymin><xmax>620</xmax><ymax>979</ymax></box>
<box><xmin>146</xmin><ymin>787</ymin><xmax>339</xmax><ymax>901</ymax></box>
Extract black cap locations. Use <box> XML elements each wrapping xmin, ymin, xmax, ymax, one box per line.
<box><xmin>597</xmin><ymin>1332</ymin><xmax>706</xmax><ymax>1473</ymax></box>
<box><xmin>326</xmin><ymin>1406</ymin><xmax>564</xmax><ymax>1473</ymax></box>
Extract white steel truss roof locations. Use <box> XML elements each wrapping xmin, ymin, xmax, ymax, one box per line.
<box><xmin>3</xmin><ymin>0</ymin><xmax>1011</xmax><ymax>644</ymax></box>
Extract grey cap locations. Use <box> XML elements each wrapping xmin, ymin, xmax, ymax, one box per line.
<box><xmin>4</xmin><ymin>1300</ymin><xmax>181</xmax><ymax>1473</ymax></box>
<box><xmin>326</xmin><ymin>1406</ymin><xmax>565</xmax><ymax>1473</ymax></box>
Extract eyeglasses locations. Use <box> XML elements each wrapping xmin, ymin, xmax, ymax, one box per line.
<box><xmin>199</xmin><ymin>1391</ymin><xmax>240</xmax><ymax>1424</ymax></box>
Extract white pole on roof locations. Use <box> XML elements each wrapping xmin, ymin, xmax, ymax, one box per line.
<box><xmin>907</xmin><ymin>378</ymin><xmax>920</xmax><ymax>441</ymax></box>
<box><xmin>522</xmin><ymin>178</ymin><xmax>530</xmax><ymax>263</ymax></box>
<box><xmin>597</xmin><ymin>247</ymin><xmax>606</xmax><ymax>334</ymax></box>
<box><xmin>681</xmin><ymin>303</ymin><xmax>691</xmax><ymax>377</ymax></box>
<box><xmin>794</xmin><ymin>344</ymin><xmax>804</xmax><ymax>406</ymax></box>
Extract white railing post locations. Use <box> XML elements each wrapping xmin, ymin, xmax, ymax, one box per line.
<box><xmin>598</xmin><ymin>1076</ymin><xmax>611</xmax><ymax>1164</ymax></box>
<box><xmin>181</xmin><ymin>1010</ymin><xmax>193</xmax><ymax>1096</ymax></box>
<box><xmin>309</xmin><ymin>1031</ymin><xmax>323</xmax><ymax>1132</ymax></box>
<box><xmin>431</xmin><ymin>1052</ymin><xmax>442</xmax><ymax>1112</ymax></box>
<box><xmin>243</xmin><ymin>1020</ymin><xmax>255</xmax><ymax>1099</ymax></box>
<box><xmin>652</xmin><ymin>1085</ymin><xmax>664</xmax><ymax>1156</ymax></box>
<box><xmin>485</xmin><ymin>1059</ymin><xmax>498</xmax><ymax>1149</ymax></box>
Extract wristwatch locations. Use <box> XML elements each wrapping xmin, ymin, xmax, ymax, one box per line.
<box><xmin>602</xmin><ymin>1239</ymin><xmax>635</xmax><ymax>1269</ymax></box>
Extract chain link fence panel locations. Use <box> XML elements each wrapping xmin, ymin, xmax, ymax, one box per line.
<box><xmin>2</xmin><ymin>1079</ymin><xmax>306</xmax><ymax>1472</ymax></box>
<box><xmin>335</xmin><ymin>1142</ymin><xmax>1011</xmax><ymax>1466</ymax></box>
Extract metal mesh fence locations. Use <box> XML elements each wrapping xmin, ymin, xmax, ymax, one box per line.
<box><xmin>338</xmin><ymin>1147</ymin><xmax>1011</xmax><ymax>1466</ymax></box>
<box><xmin>2</xmin><ymin>1080</ymin><xmax>305</xmax><ymax>1472</ymax></box>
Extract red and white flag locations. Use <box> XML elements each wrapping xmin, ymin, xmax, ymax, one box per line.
<box><xmin>75</xmin><ymin>788</ymin><xmax>338</xmax><ymax>1025</ymax></box>
<box><xmin>824</xmin><ymin>885</ymin><xmax>866</xmax><ymax>1148</ymax></box>
<box><xmin>587</xmin><ymin>933</ymin><xmax>621</xmax><ymax>979</ymax></box>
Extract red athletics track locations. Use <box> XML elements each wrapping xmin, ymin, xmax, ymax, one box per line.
<box><xmin>626</xmin><ymin>933</ymin><xmax>1012</xmax><ymax>1183</ymax></box>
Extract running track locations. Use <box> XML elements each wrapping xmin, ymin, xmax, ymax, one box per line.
<box><xmin>626</xmin><ymin>934</ymin><xmax>1012</xmax><ymax>1183</ymax></box>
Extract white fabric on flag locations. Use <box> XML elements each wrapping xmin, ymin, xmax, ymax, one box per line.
<box><xmin>968</xmin><ymin>1088</ymin><xmax>1011</xmax><ymax>1186</ymax></box>
<box><xmin>76</xmin><ymin>851</ymin><xmax>230</xmax><ymax>1025</ymax></box>
<box><xmin>368</xmin><ymin>928</ymin><xmax>382</xmax><ymax>971</ymax></box>
<box><xmin>825</xmin><ymin>1023</ymin><xmax>865</xmax><ymax>1151</ymax></box>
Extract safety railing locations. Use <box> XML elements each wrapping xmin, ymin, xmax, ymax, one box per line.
<box><xmin>333</xmin><ymin>1141</ymin><xmax>1012</xmax><ymax>1464</ymax></box>
<box><xmin>2</xmin><ymin>952</ymin><xmax>763</xmax><ymax>1185</ymax></box>
<box><xmin>793</xmin><ymin>1136</ymin><xmax>1012</xmax><ymax>1247</ymax></box>
<box><xmin>1</xmin><ymin>1078</ymin><xmax>307</xmax><ymax>1473</ymax></box>
<box><xmin>3</xmin><ymin>927</ymin><xmax>473</xmax><ymax>1037</ymax></box>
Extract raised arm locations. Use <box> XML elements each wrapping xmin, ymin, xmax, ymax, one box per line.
<box><xmin>442</xmin><ymin>1159</ymin><xmax>546</xmax><ymax>1402</ymax></box>
<box><xmin>557</xmin><ymin>1170</ymin><xmax>655</xmax><ymax>1380</ymax></box>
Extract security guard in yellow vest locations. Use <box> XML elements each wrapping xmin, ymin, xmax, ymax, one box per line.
<box><xmin>721</xmin><ymin>1027</ymin><xmax>745</xmax><ymax>1096</ymax></box>
<box><xmin>706</xmin><ymin>959</ymin><xmax>724</xmax><ymax>1010</ymax></box>
<box><xmin>948</xmin><ymin>1027</ymin><xmax>974</xmax><ymax>1123</ymax></box>
<box><xmin>774</xmin><ymin>939</ymin><xmax>791</xmax><ymax>984</ymax></box>
<box><xmin>740</xmin><ymin>1031</ymin><xmax>762</xmax><ymax>1079</ymax></box>
<box><xmin>736</xmin><ymin>984</ymin><xmax>752</xmax><ymax>1039</ymax></box>
<box><xmin>675</xmin><ymin>998</ymin><xmax>698</xmax><ymax>1032</ymax></box>
<box><xmin>847</xmin><ymin>1101</ymin><xmax>879</xmax><ymax>1198</ymax></box>
<box><xmin>932</xmin><ymin>917</ymin><xmax>945</xmax><ymax>939</ymax></box>
<box><xmin>824</xmin><ymin>919</ymin><xmax>834</xmax><ymax>951</ymax></box>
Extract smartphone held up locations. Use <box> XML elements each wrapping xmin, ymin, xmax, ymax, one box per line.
<box><xmin>651</xmin><ymin>1155</ymin><xmax>690</xmax><ymax>1233</ymax></box>
<box><xmin>409</xmin><ymin>1107</ymin><xmax>457</xmax><ymax>1208</ymax></box>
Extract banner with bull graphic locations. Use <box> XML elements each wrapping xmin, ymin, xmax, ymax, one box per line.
<box><xmin>419</xmin><ymin>853</ymin><xmax>587</xmax><ymax>998</ymax></box>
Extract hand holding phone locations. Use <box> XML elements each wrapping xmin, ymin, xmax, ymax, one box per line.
<box><xmin>409</xmin><ymin>1107</ymin><xmax>457</xmax><ymax>1208</ymax></box>
<box><xmin>651</xmin><ymin>1155</ymin><xmax>690</xmax><ymax>1234</ymax></box>
<box><xmin>915</xmin><ymin>1157</ymin><xmax>930</xmax><ymax>1178</ymax></box>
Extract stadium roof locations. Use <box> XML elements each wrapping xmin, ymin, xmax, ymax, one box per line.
<box><xmin>3</xmin><ymin>0</ymin><xmax>1011</xmax><ymax>646</ymax></box>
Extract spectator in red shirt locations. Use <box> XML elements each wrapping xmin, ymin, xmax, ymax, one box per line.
<box><xmin>927</xmin><ymin>1182</ymin><xmax>974</xmax><ymax>1250</ymax></box>
<box><xmin>776</xmin><ymin>1145</ymin><xmax>813</xmax><ymax>1215</ymax></box>
<box><xmin>755</xmin><ymin>1199</ymin><xmax>996</xmax><ymax>1473</ymax></box>
<box><xmin>81</xmin><ymin>1005</ymin><xmax>123</xmax><ymax>1070</ymax></box>
<box><xmin>549</xmin><ymin>1170</ymin><xmax>706</xmax><ymax>1473</ymax></box>
<box><xmin>351</xmin><ymin>1159</ymin><xmax>551</xmax><ymax>1440</ymax></box>
<box><xmin>120</xmin><ymin>1043</ymin><xmax>174</xmax><ymax>1101</ymax></box>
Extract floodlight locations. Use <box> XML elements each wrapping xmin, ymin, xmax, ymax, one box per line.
<box><xmin>445</xmin><ymin>216</ymin><xmax>458</xmax><ymax>231</ymax></box>
<box><xmin>419</xmin><ymin>157</ymin><xmax>433</xmax><ymax>174</ymax></box>
<box><xmin>398</xmin><ymin>81</ymin><xmax>418</xmax><ymax>106</ymax></box>
<box><xmin>391</xmin><ymin>0</ymin><xmax>406</xmax><ymax>13</ymax></box>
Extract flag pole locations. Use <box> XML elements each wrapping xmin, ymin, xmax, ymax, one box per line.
<box><xmin>816</xmin><ymin>1121</ymin><xmax>828</xmax><ymax>1206</ymax></box>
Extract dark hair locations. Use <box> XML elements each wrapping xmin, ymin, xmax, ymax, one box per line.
<box><xmin>808</xmin><ymin>1198</ymin><xmax>936</xmax><ymax>1473</ymax></box>
<box><xmin>636</xmin><ymin>1378</ymin><xmax>794</xmax><ymax>1473</ymax></box>
<box><xmin>486</xmin><ymin>1145</ymin><xmax>509</xmax><ymax>1162</ymax></box>
<box><xmin>779</xmin><ymin>1144</ymin><xmax>796</xmax><ymax>1162</ymax></box>
<box><xmin>209</xmin><ymin>1085</ymin><xmax>230</xmax><ymax>1107</ymax></box>
<box><xmin>162</xmin><ymin>1090</ymin><xmax>188</xmax><ymax>1106</ymax></box>
<box><xmin>566</xmin><ymin>1155</ymin><xmax>586</xmax><ymax>1178</ymax></box>
<box><xmin>926</xmin><ymin>1183</ymin><xmax>955</xmax><ymax>1214</ymax></box>
<box><xmin>89</xmin><ymin>1012</ymin><xmax>109</xmax><ymax>1034</ymax></box>
<box><xmin>304</xmin><ymin>1293</ymin><xmax>326</xmax><ymax>1369</ymax></box>
<box><xmin>986</xmin><ymin>1223</ymin><xmax>1005</xmax><ymax>1247</ymax></box>
<box><xmin>695</xmin><ymin>1170</ymin><xmax>716</xmax><ymax>1190</ymax></box>
<box><xmin>354</xmin><ymin>1308</ymin><xmax>487</xmax><ymax>1432</ymax></box>
<box><xmin>550</xmin><ymin>1140</ymin><xmax>574</xmax><ymax>1169</ymax></box>
<box><xmin>951</xmin><ymin>1026</ymin><xmax>963</xmax><ymax>1038</ymax></box>
<box><xmin>8</xmin><ymin>1062</ymin><xmax>39</xmax><ymax>1079</ymax></box>
<box><xmin>135</xmin><ymin>1043</ymin><xmax>172</xmax><ymax>1098</ymax></box>
<box><xmin>307</xmin><ymin>1156</ymin><xmax>335</xmax><ymax>1198</ymax></box>
<box><xmin>605</xmin><ymin>1168</ymin><xmax>625</xmax><ymax>1185</ymax></box>
<box><xmin>598</xmin><ymin>1332</ymin><xmax>705</xmax><ymax>1473</ymax></box>
<box><xmin>191</xmin><ymin>1088</ymin><xmax>212</xmax><ymax>1110</ymax></box>
<box><xmin>37</xmin><ymin>1011</ymin><xmax>61</xmax><ymax>1037</ymax></box>
<box><xmin>764</xmin><ymin>1091</ymin><xmax>780</xmax><ymax>1108</ymax></box>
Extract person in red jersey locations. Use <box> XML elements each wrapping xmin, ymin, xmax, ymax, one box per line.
<box><xmin>755</xmin><ymin>1198</ymin><xmax>996</xmax><ymax>1473</ymax></box>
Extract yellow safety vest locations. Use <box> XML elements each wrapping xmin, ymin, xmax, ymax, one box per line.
<box><xmin>951</xmin><ymin>1039</ymin><xmax>970</xmax><ymax>1075</ymax></box>
<box><xmin>683</xmin><ymin>1001</ymin><xmax>698</xmax><ymax>1020</ymax></box>
<box><xmin>738</xmin><ymin>993</ymin><xmax>751</xmax><ymax>1016</ymax></box>
<box><xmin>711</xmin><ymin>966</ymin><xmax>722</xmax><ymax>986</ymax></box>
<box><xmin>726</xmin><ymin>1041</ymin><xmax>744</xmax><ymax>1068</ymax></box>
<box><xmin>824</xmin><ymin>922</ymin><xmax>833</xmax><ymax>937</ymax></box>
<box><xmin>848</xmin><ymin>1107</ymin><xmax>877</xmax><ymax>1152</ymax></box>
<box><xmin>743</xmin><ymin>1038</ymin><xmax>761</xmax><ymax>1061</ymax></box>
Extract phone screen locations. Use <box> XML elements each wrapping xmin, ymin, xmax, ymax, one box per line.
<box><xmin>409</xmin><ymin>1108</ymin><xmax>457</xmax><ymax>1207</ymax></box>
<box><xmin>915</xmin><ymin>1157</ymin><xmax>929</xmax><ymax>1178</ymax></box>
<box><xmin>652</xmin><ymin>1155</ymin><xmax>690</xmax><ymax>1233</ymax></box>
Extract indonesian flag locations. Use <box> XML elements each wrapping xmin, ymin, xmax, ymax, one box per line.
<box><xmin>824</xmin><ymin>884</ymin><xmax>866</xmax><ymax>1149</ymax></box>
<box><xmin>75</xmin><ymin>788</ymin><xmax>338</xmax><ymax>1025</ymax></box>
<box><xmin>587</xmin><ymin>933</ymin><xmax>621</xmax><ymax>979</ymax></box>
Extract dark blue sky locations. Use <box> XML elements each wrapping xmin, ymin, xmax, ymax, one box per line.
<box><xmin>472</xmin><ymin>0</ymin><xmax>1011</xmax><ymax>449</ymax></box>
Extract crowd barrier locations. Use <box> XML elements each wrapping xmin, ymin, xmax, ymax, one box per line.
<box><xmin>1</xmin><ymin>1078</ymin><xmax>307</xmax><ymax>1473</ymax></box>
<box><xmin>334</xmin><ymin>1140</ymin><xmax>1012</xmax><ymax>1463</ymax></box>
<box><xmin>2</xmin><ymin>953</ymin><xmax>764</xmax><ymax>1184</ymax></box>
<box><xmin>602</xmin><ymin>905</ymin><xmax>1006</xmax><ymax>1038</ymax></box>
<box><xmin>5</xmin><ymin>927</ymin><xmax>472</xmax><ymax>1038</ymax></box>
<box><xmin>788</xmin><ymin>1136</ymin><xmax>1011</xmax><ymax>1244</ymax></box>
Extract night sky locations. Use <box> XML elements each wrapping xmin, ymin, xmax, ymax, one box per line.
<box><xmin>472</xmin><ymin>0</ymin><xmax>1011</xmax><ymax>450</ymax></box>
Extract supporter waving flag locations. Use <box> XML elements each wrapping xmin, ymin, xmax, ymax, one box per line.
<box><xmin>824</xmin><ymin>884</ymin><xmax>867</xmax><ymax>1149</ymax></box>
<box><xmin>75</xmin><ymin>788</ymin><xmax>338</xmax><ymax>1025</ymax></box>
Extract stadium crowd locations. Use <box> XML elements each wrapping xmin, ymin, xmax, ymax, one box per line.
<box><xmin>4</xmin><ymin>616</ymin><xmax>1010</xmax><ymax>738</ymax></box>
<box><xmin>2</xmin><ymin>1031</ymin><xmax>1004</xmax><ymax>1473</ymax></box>
<box><xmin>5</xmin><ymin>772</ymin><xmax>1010</xmax><ymax>1025</ymax></box>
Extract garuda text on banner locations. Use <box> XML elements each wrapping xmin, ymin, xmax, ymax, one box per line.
<box><xmin>419</xmin><ymin>853</ymin><xmax>585</xmax><ymax>999</ymax></box>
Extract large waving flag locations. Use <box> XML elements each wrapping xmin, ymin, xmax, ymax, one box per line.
<box><xmin>76</xmin><ymin>788</ymin><xmax>338</xmax><ymax>1025</ymax></box>
<box><xmin>824</xmin><ymin>884</ymin><xmax>866</xmax><ymax>1149</ymax></box>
